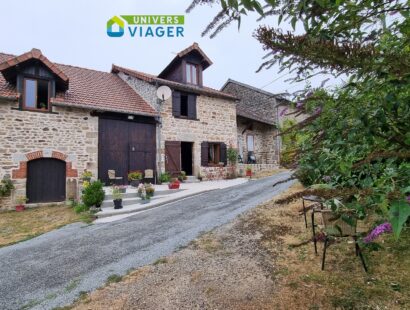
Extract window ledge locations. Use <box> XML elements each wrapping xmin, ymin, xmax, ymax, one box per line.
<box><xmin>173</xmin><ymin>116</ymin><xmax>200</xmax><ymax>121</ymax></box>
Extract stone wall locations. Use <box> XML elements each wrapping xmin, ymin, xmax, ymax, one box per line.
<box><xmin>160</xmin><ymin>95</ymin><xmax>237</xmax><ymax>178</ymax></box>
<box><xmin>0</xmin><ymin>100</ymin><xmax>98</xmax><ymax>210</ymax></box>
<box><xmin>237</xmin><ymin>116</ymin><xmax>279</xmax><ymax>165</ymax></box>
<box><xmin>236</xmin><ymin>163</ymin><xmax>279</xmax><ymax>177</ymax></box>
<box><xmin>119</xmin><ymin>74</ymin><xmax>238</xmax><ymax>179</ymax></box>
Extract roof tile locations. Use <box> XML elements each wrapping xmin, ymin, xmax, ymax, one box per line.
<box><xmin>0</xmin><ymin>52</ymin><xmax>157</xmax><ymax>116</ymax></box>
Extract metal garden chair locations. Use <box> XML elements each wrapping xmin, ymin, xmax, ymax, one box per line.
<box><xmin>320</xmin><ymin>209</ymin><xmax>368</xmax><ymax>272</ymax></box>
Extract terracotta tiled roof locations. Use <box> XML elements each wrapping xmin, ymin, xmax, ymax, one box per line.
<box><xmin>0</xmin><ymin>51</ymin><xmax>157</xmax><ymax>116</ymax></box>
<box><xmin>221</xmin><ymin>79</ymin><xmax>285</xmax><ymax>126</ymax></box>
<box><xmin>158</xmin><ymin>42</ymin><xmax>213</xmax><ymax>78</ymax></box>
<box><xmin>0</xmin><ymin>48</ymin><xmax>69</xmax><ymax>87</ymax></box>
<box><xmin>112</xmin><ymin>64</ymin><xmax>238</xmax><ymax>101</ymax></box>
<box><xmin>177</xmin><ymin>42</ymin><xmax>213</xmax><ymax>67</ymax></box>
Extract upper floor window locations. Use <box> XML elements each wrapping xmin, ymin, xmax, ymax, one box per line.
<box><xmin>185</xmin><ymin>63</ymin><xmax>198</xmax><ymax>85</ymax></box>
<box><xmin>23</xmin><ymin>78</ymin><xmax>50</xmax><ymax>111</ymax></box>
<box><xmin>172</xmin><ymin>91</ymin><xmax>197</xmax><ymax>120</ymax></box>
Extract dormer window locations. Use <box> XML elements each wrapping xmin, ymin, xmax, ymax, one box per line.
<box><xmin>23</xmin><ymin>78</ymin><xmax>50</xmax><ymax>111</ymax></box>
<box><xmin>186</xmin><ymin>63</ymin><xmax>198</xmax><ymax>85</ymax></box>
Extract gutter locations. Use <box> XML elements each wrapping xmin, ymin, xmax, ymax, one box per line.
<box><xmin>50</xmin><ymin>100</ymin><xmax>158</xmax><ymax>118</ymax></box>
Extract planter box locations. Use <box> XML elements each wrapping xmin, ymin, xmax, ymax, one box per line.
<box><xmin>130</xmin><ymin>180</ymin><xmax>141</xmax><ymax>188</ymax></box>
<box><xmin>168</xmin><ymin>183</ymin><xmax>180</xmax><ymax>190</ymax></box>
<box><xmin>15</xmin><ymin>205</ymin><xmax>25</xmax><ymax>212</ymax></box>
<box><xmin>113</xmin><ymin>199</ymin><xmax>123</xmax><ymax>209</ymax></box>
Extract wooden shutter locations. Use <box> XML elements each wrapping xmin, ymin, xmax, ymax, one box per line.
<box><xmin>172</xmin><ymin>91</ymin><xmax>181</xmax><ymax>117</ymax></box>
<box><xmin>165</xmin><ymin>141</ymin><xmax>181</xmax><ymax>176</ymax></box>
<box><xmin>201</xmin><ymin>142</ymin><xmax>209</xmax><ymax>167</ymax></box>
<box><xmin>220</xmin><ymin>143</ymin><xmax>227</xmax><ymax>166</ymax></box>
<box><xmin>187</xmin><ymin>94</ymin><xmax>197</xmax><ymax>119</ymax></box>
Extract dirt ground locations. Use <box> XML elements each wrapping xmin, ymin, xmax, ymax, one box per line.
<box><xmin>72</xmin><ymin>183</ymin><xmax>410</xmax><ymax>310</ymax></box>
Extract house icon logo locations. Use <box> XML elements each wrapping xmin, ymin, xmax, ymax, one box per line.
<box><xmin>107</xmin><ymin>16</ymin><xmax>125</xmax><ymax>37</ymax></box>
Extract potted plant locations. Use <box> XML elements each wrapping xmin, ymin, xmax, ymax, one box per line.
<box><xmin>15</xmin><ymin>196</ymin><xmax>28</xmax><ymax>212</ymax></box>
<box><xmin>118</xmin><ymin>185</ymin><xmax>127</xmax><ymax>193</ymax></box>
<box><xmin>197</xmin><ymin>173</ymin><xmax>203</xmax><ymax>182</ymax></box>
<box><xmin>145</xmin><ymin>183</ymin><xmax>155</xmax><ymax>198</ymax></box>
<box><xmin>159</xmin><ymin>172</ymin><xmax>171</xmax><ymax>184</ymax></box>
<box><xmin>82</xmin><ymin>180</ymin><xmax>105</xmax><ymax>209</ymax></box>
<box><xmin>128</xmin><ymin>170</ymin><xmax>143</xmax><ymax>187</ymax></box>
<box><xmin>246</xmin><ymin>166</ymin><xmax>252</xmax><ymax>177</ymax></box>
<box><xmin>138</xmin><ymin>183</ymin><xmax>155</xmax><ymax>200</ymax></box>
<box><xmin>168</xmin><ymin>178</ymin><xmax>181</xmax><ymax>190</ymax></box>
<box><xmin>112</xmin><ymin>186</ymin><xmax>123</xmax><ymax>209</ymax></box>
<box><xmin>178</xmin><ymin>171</ymin><xmax>187</xmax><ymax>182</ymax></box>
<box><xmin>39</xmin><ymin>102</ymin><xmax>47</xmax><ymax>110</ymax></box>
<box><xmin>81</xmin><ymin>170</ymin><xmax>93</xmax><ymax>182</ymax></box>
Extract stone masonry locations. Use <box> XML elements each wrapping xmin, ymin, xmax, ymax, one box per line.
<box><xmin>0</xmin><ymin>99</ymin><xmax>98</xmax><ymax>210</ymax></box>
<box><xmin>120</xmin><ymin>73</ymin><xmax>237</xmax><ymax>180</ymax></box>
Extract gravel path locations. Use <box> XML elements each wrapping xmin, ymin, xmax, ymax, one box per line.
<box><xmin>0</xmin><ymin>172</ymin><xmax>292</xmax><ymax>310</ymax></box>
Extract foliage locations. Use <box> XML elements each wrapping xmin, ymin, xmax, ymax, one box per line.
<box><xmin>82</xmin><ymin>180</ymin><xmax>105</xmax><ymax>207</ymax></box>
<box><xmin>279</xmin><ymin>119</ymin><xmax>308</xmax><ymax>167</ymax></box>
<box><xmin>227</xmin><ymin>147</ymin><xmax>238</xmax><ymax>165</ymax></box>
<box><xmin>389</xmin><ymin>200</ymin><xmax>410</xmax><ymax>240</ymax></box>
<box><xmin>0</xmin><ymin>177</ymin><xmax>14</xmax><ymax>197</ymax></box>
<box><xmin>178</xmin><ymin>171</ymin><xmax>187</xmax><ymax>182</ymax></box>
<box><xmin>138</xmin><ymin>183</ymin><xmax>155</xmax><ymax>199</ymax></box>
<box><xmin>112</xmin><ymin>186</ymin><xmax>123</xmax><ymax>200</ymax></box>
<box><xmin>81</xmin><ymin>170</ymin><xmax>92</xmax><ymax>179</ymax></box>
<box><xmin>15</xmin><ymin>196</ymin><xmax>28</xmax><ymax>205</ymax></box>
<box><xmin>189</xmin><ymin>0</ymin><xmax>410</xmax><ymax>241</ymax></box>
<box><xmin>128</xmin><ymin>170</ymin><xmax>143</xmax><ymax>181</ymax></box>
<box><xmin>246</xmin><ymin>166</ymin><xmax>252</xmax><ymax>172</ymax></box>
<box><xmin>159</xmin><ymin>172</ymin><xmax>171</xmax><ymax>183</ymax></box>
<box><xmin>74</xmin><ymin>203</ymin><xmax>89</xmax><ymax>214</ymax></box>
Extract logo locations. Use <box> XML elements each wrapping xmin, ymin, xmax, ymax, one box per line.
<box><xmin>106</xmin><ymin>15</ymin><xmax>185</xmax><ymax>38</ymax></box>
<box><xmin>107</xmin><ymin>16</ymin><xmax>125</xmax><ymax>37</ymax></box>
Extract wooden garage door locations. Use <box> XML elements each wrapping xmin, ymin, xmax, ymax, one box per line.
<box><xmin>27</xmin><ymin>158</ymin><xmax>66</xmax><ymax>203</ymax></box>
<box><xmin>98</xmin><ymin>117</ymin><xmax>156</xmax><ymax>185</ymax></box>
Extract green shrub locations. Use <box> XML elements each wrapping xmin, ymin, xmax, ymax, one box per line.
<box><xmin>82</xmin><ymin>180</ymin><xmax>105</xmax><ymax>207</ymax></box>
<box><xmin>0</xmin><ymin>177</ymin><xmax>14</xmax><ymax>197</ymax></box>
<box><xmin>74</xmin><ymin>203</ymin><xmax>89</xmax><ymax>214</ymax></box>
<box><xmin>159</xmin><ymin>172</ymin><xmax>171</xmax><ymax>183</ymax></box>
<box><xmin>227</xmin><ymin>147</ymin><xmax>238</xmax><ymax>165</ymax></box>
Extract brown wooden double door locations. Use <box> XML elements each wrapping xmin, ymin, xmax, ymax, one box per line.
<box><xmin>98</xmin><ymin>117</ymin><xmax>156</xmax><ymax>185</ymax></box>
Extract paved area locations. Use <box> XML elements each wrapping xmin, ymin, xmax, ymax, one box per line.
<box><xmin>0</xmin><ymin>172</ymin><xmax>293</xmax><ymax>310</ymax></box>
<box><xmin>98</xmin><ymin>178</ymin><xmax>249</xmax><ymax>220</ymax></box>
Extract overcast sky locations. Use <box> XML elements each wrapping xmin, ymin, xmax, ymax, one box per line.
<box><xmin>0</xmin><ymin>0</ymin><xmax>337</xmax><ymax>95</ymax></box>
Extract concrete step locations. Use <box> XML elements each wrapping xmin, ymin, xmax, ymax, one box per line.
<box><xmin>184</xmin><ymin>176</ymin><xmax>200</xmax><ymax>183</ymax></box>
<box><xmin>104</xmin><ymin>189</ymin><xmax>184</xmax><ymax>201</ymax></box>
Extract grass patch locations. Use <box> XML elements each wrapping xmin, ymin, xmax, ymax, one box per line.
<box><xmin>106</xmin><ymin>274</ymin><xmax>123</xmax><ymax>285</ymax></box>
<box><xmin>244</xmin><ymin>182</ymin><xmax>410</xmax><ymax>309</ymax></box>
<box><xmin>153</xmin><ymin>257</ymin><xmax>168</xmax><ymax>265</ymax></box>
<box><xmin>0</xmin><ymin>205</ymin><xmax>94</xmax><ymax>247</ymax></box>
<box><xmin>65</xmin><ymin>279</ymin><xmax>80</xmax><ymax>293</ymax></box>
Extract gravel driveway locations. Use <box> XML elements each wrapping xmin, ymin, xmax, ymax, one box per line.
<box><xmin>0</xmin><ymin>172</ymin><xmax>293</xmax><ymax>310</ymax></box>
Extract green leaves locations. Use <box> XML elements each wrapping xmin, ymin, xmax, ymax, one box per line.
<box><xmin>389</xmin><ymin>200</ymin><xmax>410</xmax><ymax>240</ymax></box>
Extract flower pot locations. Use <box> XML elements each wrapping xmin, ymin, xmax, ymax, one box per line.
<box><xmin>113</xmin><ymin>199</ymin><xmax>123</xmax><ymax>209</ymax></box>
<box><xmin>168</xmin><ymin>183</ymin><xmax>180</xmax><ymax>190</ymax></box>
<box><xmin>130</xmin><ymin>180</ymin><xmax>141</xmax><ymax>188</ymax></box>
<box><xmin>246</xmin><ymin>170</ymin><xmax>252</xmax><ymax>177</ymax></box>
<box><xmin>15</xmin><ymin>205</ymin><xmax>25</xmax><ymax>212</ymax></box>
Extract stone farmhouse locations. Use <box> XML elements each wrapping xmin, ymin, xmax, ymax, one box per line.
<box><xmin>0</xmin><ymin>43</ymin><xmax>282</xmax><ymax>209</ymax></box>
